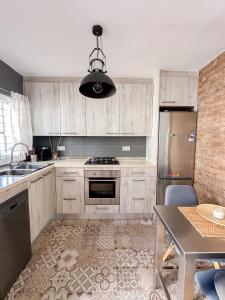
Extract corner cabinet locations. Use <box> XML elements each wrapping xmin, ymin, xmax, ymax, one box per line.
<box><xmin>25</xmin><ymin>78</ymin><xmax>153</xmax><ymax>136</ymax></box>
<box><xmin>160</xmin><ymin>71</ymin><xmax>198</xmax><ymax>108</ymax></box>
<box><xmin>24</xmin><ymin>81</ymin><xmax>61</xmax><ymax>136</ymax></box>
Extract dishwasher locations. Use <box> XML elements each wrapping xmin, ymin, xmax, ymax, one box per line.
<box><xmin>0</xmin><ymin>190</ymin><xmax>31</xmax><ymax>298</ymax></box>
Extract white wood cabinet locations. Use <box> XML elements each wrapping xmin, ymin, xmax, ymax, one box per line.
<box><xmin>160</xmin><ymin>71</ymin><xmax>198</xmax><ymax>108</ymax></box>
<box><xmin>120</xmin><ymin>168</ymin><xmax>155</xmax><ymax>214</ymax></box>
<box><xmin>28</xmin><ymin>169</ymin><xmax>56</xmax><ymax>242</ymax></box>
<box><xmin>85</xmin><ymin>205</ymin><xmax>119</xmax><ymax>214</ymax></box>
<box><xmin>25</xmin><ymin>78</ymin><xmax>153</xmax><ymax>137</ymax></box>
<box><xmin>119</xmin><ymin>82</ymin><xmax>153</xmax><ymax>136</ymax></box>
<box><xmin>59</xmin><ymin>82</ymin><xmax>86</xmax><ymax>135</ymax></box>
<box><xmin>24</xmin><ymin>81</ymin><xmax>61</xmax><ymax>136</ymax></box>
<box><xmin>85</xmin><ymin>98</ymin><xmax>107</xmax><ymax>136</ymax></box>
<box><xmin>56</xmin><ymin>177</ymin><xmax>84</xmax><ymax>214</ymax></box>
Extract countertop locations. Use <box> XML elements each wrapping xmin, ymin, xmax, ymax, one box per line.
<box><xmin>0</xmin><ymin>158</ymin><xmax>156</xmax><ymax>200</ymax></box>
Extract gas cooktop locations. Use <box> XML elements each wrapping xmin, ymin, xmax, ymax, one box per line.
<box><xmin>84</xmin><ymin>157</ymin><xmax>120</xmax><ymax>165</ymax></box>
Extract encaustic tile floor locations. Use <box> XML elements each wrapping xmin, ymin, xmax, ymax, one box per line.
<box><xmin>5</xmin><ymin>218</ymin><xmax>204</xmax><ymax>300</ymax></box>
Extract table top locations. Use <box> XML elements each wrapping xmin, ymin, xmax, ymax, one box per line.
<box><xmin>154</xmin><ymin>205</ymin><xmax>225</xmax><ymax>258</ymax></box>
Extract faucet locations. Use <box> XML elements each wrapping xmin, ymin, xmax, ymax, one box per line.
<box><xmin>10</xmin><ymin>143</ymin><xmax>30</xmax><ymax>168</ymax></box>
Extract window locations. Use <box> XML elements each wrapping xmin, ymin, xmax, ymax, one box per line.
<box><xmin>0</xmin><ymin>95</ymin><xmax>14</xmax><ymax>164</ymax></box>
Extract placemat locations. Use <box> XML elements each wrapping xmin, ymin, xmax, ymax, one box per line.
<box><xmin>178</xmin><ymin>206</ymin><xmax>225</xmax><ymax>238</ymax></box>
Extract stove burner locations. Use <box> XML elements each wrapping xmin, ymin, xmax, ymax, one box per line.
<box><xmin>85</xmin><ymin>157</ymin><xmax>120</xmax><ymax>165</ymax></box>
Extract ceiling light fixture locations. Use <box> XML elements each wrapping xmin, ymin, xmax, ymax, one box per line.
<box><xmin>79</xmin><ymin>25</ymin><xmax>116</xmax><ymax>99</ymax></box>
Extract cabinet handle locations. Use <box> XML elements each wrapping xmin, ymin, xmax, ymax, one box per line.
<box><xmin>30</xmin><ymin>176</ymin><xmax>43</xmax><ymax>183</ymax></box>
<box><xmin>63</xmin><ymin>197</ymin><xmax>77</xmax><ymax>200</ymax></box>
<box><xmin>62</xmin><ymin>132</ymin><xmax>77</xmax><ymax>134</ymax></box>
<box><xmin>95</xmin><ymin>206</ymin><xmax>109</xmax><ymax>210</ymax></box>
<box><xmin>132</xmin><ymin>172</ymin><xmax>146</xmax><ymax>175</ymax></box>
<box><xmin>106</xmin><ymin>132</ymin><xmax>120</xmax><ymax>135</ymax></box>
<box><xmin>132</xmin><ymin>179</ymin><xmax>146</xmax><ymax>182</ymax></box>
<box><xmin>161</xmin><ymin>101</ymin><xmax>176</xmax><ymax>104</ymax></box>
<box><xmin>120</xmin><ymin>132</ymin><xmax>135</xmax><ymax>134</ymax></box>
<box><xmin>63</xmin><ymin>172</ymin><xmax>79</xmax><ymax>175</ymax></box>
<box><xmin>63</xmin><ymin>179</ymin><xmax>77</xmax><ymax>182</ymax></box>
<box><xmin>132</xmin><ymin>197</ymin><xmax>145</xmax><ymax>201</ymax></box>
<box><xmin>43</xmin><ymin>171</ymin><xmax>53</xmax><ymax>177</ymax></box>
<box><xmin>48</xmin><ymin>132</ymin><xmax>60</xmax><ymax>134</ymax></box>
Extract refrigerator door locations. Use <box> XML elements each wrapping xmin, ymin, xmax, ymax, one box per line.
<box><xmin>157</xmin><ymin>178</ymin><xmax>193</xmax><ymax>205</ymax></box>
<box><xmin>158</xmin><ymin>112</ymin><xmax>197</xmax><ymax>179</ymax></box>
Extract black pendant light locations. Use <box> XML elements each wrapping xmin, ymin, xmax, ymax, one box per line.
<box><xmin>79</xmin><ymin>25</ymin><xmax>116</xmax><ymax>99</ymax></box>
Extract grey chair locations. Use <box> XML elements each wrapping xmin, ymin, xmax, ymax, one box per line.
<box><xmin>163</xmin><ymin>185</ymin><xmax>198</xmax><ymax>262</ymax></box>
<box><xmin>195</xmin><ymin>269</ymin><xmax>225</xmax><ymax>300</ymax></box>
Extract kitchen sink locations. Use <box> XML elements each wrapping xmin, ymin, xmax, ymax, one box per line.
<box><xmin>15</xmin><ymin>164</ymin><xmax>48</xmax><ymax>170</ymax></box>
<box><xmin>0</xmin><ymin>169</ymin><xmax>36</xmax><ymax>176</ymax></box>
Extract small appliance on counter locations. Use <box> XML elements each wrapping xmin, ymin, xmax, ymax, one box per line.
<box><xmin>85</xmin><ymin>157</ymin><xmax>120</xmax><ymax>165</ymax></box>
<box><xmin>40</xmin><ymin>147</ymin><xmax>52</xmax><ymax>161</ymax></box>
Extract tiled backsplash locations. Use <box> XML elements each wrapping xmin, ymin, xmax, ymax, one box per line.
<box><xmin>33</xmin><ymin>136</ymin><xmax>146</xmax><ymax>158</ymax></box>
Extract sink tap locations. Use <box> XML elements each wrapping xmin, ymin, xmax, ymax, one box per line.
<box><xmin>10</xmin><ymin>143</ymin><xmax>30</xmax><ymax>168</ymax></box>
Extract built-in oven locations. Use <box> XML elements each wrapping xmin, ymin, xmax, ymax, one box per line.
<box><xmin>84</xmin><ymin>170</ymin><xmax>120</xmax><ymax>205</ymax></box>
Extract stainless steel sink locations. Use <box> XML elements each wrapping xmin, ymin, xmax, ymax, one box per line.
<box><xmin>0</xmin><ymin>169</ymin><xmax>35</xmax><ymax>176</ymax></box>
<box><xmin>15</xmin><ymin>164</ymin><xmax>48</xmax><ymax>170</ymax></box>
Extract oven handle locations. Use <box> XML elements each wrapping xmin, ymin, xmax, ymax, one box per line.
<box><xmin>88</xmin><ymin>179</ymin><xmax>119</xmax><ymax>182</ymax></box>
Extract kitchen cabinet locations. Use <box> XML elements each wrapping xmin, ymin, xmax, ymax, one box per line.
<box><xmin>85</xmin><ymin>205</ymin><xmax>120</xmax><ymax>214</ymax></box>
<box><xmin>105</xmin><ymin>88</ymin><xmax>121</xmax><ymax>136</ymax></box>
<box><xmin>28</xmin><ymin>168</ymin><xmax>56</xmax><ymax>242</ymax></box>
<box><xmin>160</xmin><ymin>71</ymin><xmax>198</xmax><ymax>108</ymax></box>
<box><xmin>24</xmin><ymin>81</ymin><xmax>61</xmax><ymax>136</ymax></box>
<box><xmin>120</xmin><ymin>168</ymin><xmax>155</xmax><ymax>213</ymax></box>
<box><xmin>119</xmin><ymin>82</ymin><xmax>153</xmax><ymax>136</ymax></box>
<box><xmin>59</xmin><ymin>82</ymin><xmax>86</xmax><ymax>135</ymax></box>
<box><xmin>56</xmin><ymin>177</ymin><xmax>84</xmax><ymax>214</ymax></box>
<box><xmin>85</xmin><ymin>98</ymin><xmax>107</xmax><ymax>136</ymax></box>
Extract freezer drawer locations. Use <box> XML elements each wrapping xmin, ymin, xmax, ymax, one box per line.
<box><xmin>157</xmin><ymin>178</ymin><xmax>193</xmax><ymax>205</ymax></box>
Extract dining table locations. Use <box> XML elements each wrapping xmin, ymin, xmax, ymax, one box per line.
<box><xmin>154</xmin><ymin>205</ymin><xmax>225</xmax><ymax>300</ymax></box>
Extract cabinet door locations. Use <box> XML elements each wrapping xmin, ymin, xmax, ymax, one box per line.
<box><xmin>43</xmin><ymin>169</ymin><xmax>56</xmax><ymax>220</ymax></box>
<box><xmin>105</xmin><ymin>85</ymin><xmax>121</xmax><ymax>136</ymax></box>
<box><xmin>85</xmin><ymin>98</ymin><xmax>106</xmax><ymax>135</ymax></box>
<box><xmin>24</xmin><ymin>81</ymin><xmax>60</xmax><ymax>136</ymax></box>
<box><xmin>120</xmin><ymin>177</ymin><xmax>154</xmax><ymax>213</ymax></box>
<box><xmin>119</xmin><ymin>82</ymin><xmax>153</xmax><ymax>136</ymax></box>
<box><xmin>160</xmin><ymin>73</ymin><xmax>198</xmax><ymax>107</ymax></box>
<box><xmin>56</xmin><ymin>177</ymin><xmax>84</xmax><ymax>213</ymax></box>
<box><xmin>59</xmin><ymin>82</ymin><xmax>86</xmax><ymax>135</ymax></box>
<box><xmin>28</xmin><ymin>176</ymin><xmax>45</xmax><ymax>241</ymax></box>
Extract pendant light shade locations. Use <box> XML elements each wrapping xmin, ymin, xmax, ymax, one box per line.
<box><xmin>79</xmin><ymin>25</ymin><xmax>116</xmax><ymax>99</ymax></box>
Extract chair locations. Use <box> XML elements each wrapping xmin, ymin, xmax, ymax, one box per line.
<box><xmin>195</xmin><ymin>269</ymin><xmax>225</xmax><ymax>300</ymax></box>
<box><xmin>162</xmin><ymin>185</ymin><xmax>198</xmax><ymax>262</ymax></box>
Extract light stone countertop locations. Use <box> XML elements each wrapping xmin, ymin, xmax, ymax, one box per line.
<box><xmin>0</xmin><ymin>158</ymin><xmax>156</xmax><ymax>202</ymax></box>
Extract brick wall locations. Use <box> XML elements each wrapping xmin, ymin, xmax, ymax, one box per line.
<box><xmin>194</xmin><ymin>51</ymin><xmax>225</xmax><ymax>205</ymax></box>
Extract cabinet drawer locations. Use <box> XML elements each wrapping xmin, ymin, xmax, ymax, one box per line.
<box><xmin>85</xmin><ymin>205</ymin><xmax>119</xmax><ymax>214</ymax></box>
<box><xmin>56</xmin><ymin>168</ymin><xmax>84</xmax><ymax>177</ymax></box>
<box><xmin>120</xmin><ymin>167</ymin><xmax>155</xmax><ymax>177</ymax></box>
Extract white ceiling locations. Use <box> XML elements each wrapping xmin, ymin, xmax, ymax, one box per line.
<box><xmin>0</xmin><ymin>0</ymin><xmax>225</xmax><ymax>77</ymax></box>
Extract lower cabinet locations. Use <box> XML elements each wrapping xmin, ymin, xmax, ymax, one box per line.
<box><xmin>28</xmin><ymin>169</ymin><xmax>56</xmax><ymax>242</ymax></box>
<box><xmin>85</xmin><ymin>205</ymin><xmax>120</xmax><ymax>214</ymax></box>
<box><xmin>120</xmin><ymin>176</ymin><xmax>155</xmax><ymax>213</ymax></box>
<box><xmin>56</xmin><ymin>177</ymin><xmax>84</xmax><ymax>214</ymax></box>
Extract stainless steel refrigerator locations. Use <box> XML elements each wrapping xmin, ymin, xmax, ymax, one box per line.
<box><xmin>157</xmin><ymin>111</ymin><xmax>197</xmax><ymax>205</ymax></box>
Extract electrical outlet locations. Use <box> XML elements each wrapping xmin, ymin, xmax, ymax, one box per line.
<box><xmin>57</xmin><ymin>145</ymin><xmax>65</xmax><ymax>151</ymax></box>
<box><xmin>122</xmin><ymin>146</ymin><xmax>130</xmax><ymax>151</ymax></box>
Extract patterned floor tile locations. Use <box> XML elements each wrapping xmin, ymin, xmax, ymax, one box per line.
<box><xmin>5</xmin><ymin>218</ymin><xmax>205</xmax><ymax>300</ymax></box>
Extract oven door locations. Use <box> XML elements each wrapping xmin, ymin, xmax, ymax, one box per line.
<box><xmin>85</xmin><ymin>177</ymin><xmax>120</xmax><ymax>205</ymax></box>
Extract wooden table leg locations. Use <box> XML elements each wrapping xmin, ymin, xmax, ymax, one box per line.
<box><xmin>178</xmin><ymin>254</ymin><xmax>196</xmax><ymax>300</ymax></box>
<box><xmin>154</xmin><ymin>215</ymin><xmax>165</xmax><ymax>289</ymax></box>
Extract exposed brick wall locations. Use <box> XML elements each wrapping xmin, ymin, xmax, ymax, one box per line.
<box><xmin>194</xmin><ymin>51</ymin><xmax>225</xmax><ymax>205</ymax></box>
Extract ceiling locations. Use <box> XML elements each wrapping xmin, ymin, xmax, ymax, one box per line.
<box><xmin>0</xmin><ymin>0</ymin><xmax>225</xmax><ymax>77</ymax></box>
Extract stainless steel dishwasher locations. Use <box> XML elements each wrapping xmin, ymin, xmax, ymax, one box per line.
<box><xmin>0</xmin><ymin>190</ymin><xmax>31</xmax><ymax>298</ymax></box>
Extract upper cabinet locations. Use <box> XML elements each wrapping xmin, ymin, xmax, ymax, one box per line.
<box><xmin>59</xmin><ymin>82</ymin><xmax>86</xmax><ymax>136</ymax></box>
<box><xmin>24</xmin><ymin>81</ymin><xmax>61</xmax><ymax>135</ymax></box>
<box><xmin>25</xmin><ymin>78</ymin><xmax>153</xmax><ymax>136</ymax></box>
<box><xmin>160</xmin><ymin>71</ymin><xmax>198</xmax><ymax>108</ymax></box>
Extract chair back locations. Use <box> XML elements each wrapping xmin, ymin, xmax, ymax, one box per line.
<box><xmin>165</xmin><ymin>185</ymin><xmax>198</xmax><ymax>206</ymax></box>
